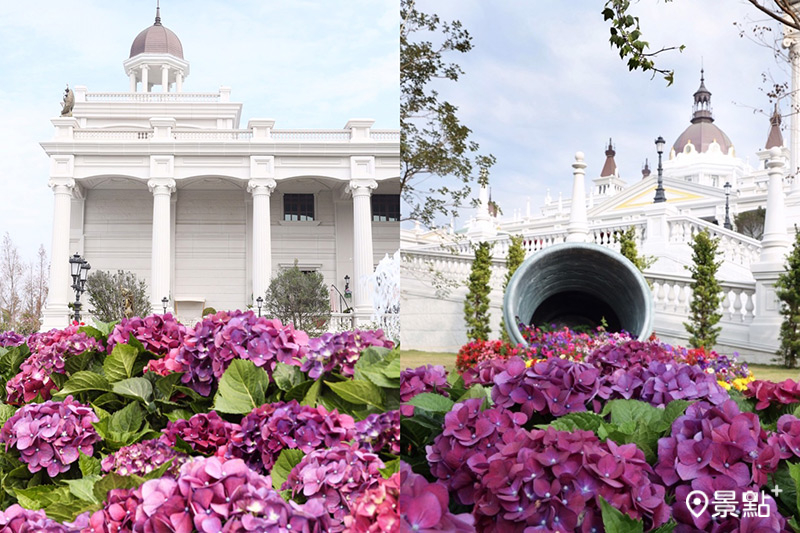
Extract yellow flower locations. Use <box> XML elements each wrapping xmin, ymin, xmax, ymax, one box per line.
<box><xmin>717</xmin><ymin>380</ymin><xmax>731</xmax><ymax>390</ymax></box>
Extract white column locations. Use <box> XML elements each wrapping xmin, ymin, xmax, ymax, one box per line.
<box><xmin>41</xmin><ymin>176</ymin><xmax>75</xmax><ymax>330</ymax></box>
<box><xmin>761</xmin><ymin>147</ymin><xmax>791</xmax><ymax>263</ymax></box>
<box><xmin>784</xmin><ymin>30</ymin><xmax>800</xmax><ymax>193</ymax></box>
<box><xmin>176</xmin><ymin>71</ymin><xmax>183</xmax><ymax>92</ymax></box>
<box><xmin>248</xmin><ymin>178</ymin><xmax>276</xmax><ymax>303</ymax></box>
<box><xmin>148</xmin><ymin>178</ymin><xmax>175</xmax><ymax>312</ymax></box>
<box><xmin>141</xmin><ymin>65</ymin><xmax>149</xmax><ymax>93</ymax></box>
<box><xmin>566</xmin><ymin>151</ymin><xmax>589</xmax><ymax>242</ymax></box>
<box><xmin>161</xmin><ymin>65</ymin><xmax>169</xmax><ymax>92</ymax></box>
<box><xmin>350</xmin><ymin>178</ymin><xmax>377</xmax><ymax>316</ymax></box>
<box><xmin>129</xmin><ymin>71</ymin><xmax>136</xmax><ymax>92</ymax></box>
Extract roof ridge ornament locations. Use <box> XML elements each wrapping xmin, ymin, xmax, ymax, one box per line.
<box><xmin>155</xmin><ymin>0</ymin><xmax>161</xmax><ymax>26</ymax></box>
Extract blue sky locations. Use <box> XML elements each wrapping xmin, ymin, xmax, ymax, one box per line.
<box><xmin>414</xmin><ymin>0</ymin><xmax>789</xmax><ymax>226</ymax></box>
<box><xmin>0</xmin><ymin>0</ymin><xmax>399</xmax><ymax>260</ymax></box>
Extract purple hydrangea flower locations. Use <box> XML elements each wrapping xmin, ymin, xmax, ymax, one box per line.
<box><xmin>355</xmin><ymin>410</ymin><xmax>400</xmax><ymax>455</ymax></box>
<box><xmin>400</xmin><ymin>364</ymin><xmax>449</xmax><ymax>417</ymax></box>
<box><xmin>101</xmin><ymin>438</ymin><xmax>188</xmax><ymax>478</ymax></box>
<box><xmin>161</xmin><ymin>411</ymin><xmax>235</xmax><ymax>456</ymax></box>
<box><xmin>0</xmin><ymin>331</ymin><xmax>25</xmax><ymax>348</ymax></box>
<box><xmin>399</xmin><ymin>462</ymin><xmax>475</xmax><ymax>532</ymax></box>
<box><xmin>228</xmin><ymin>401</ymin><xmax>356</xmax><ymax>474</ymax></box>
<box><xmin>0</xmin><ymin>504</ymin><xmax>71</xmax><ymax>533</ymax></box>
<box><xmin>0</xmin><ymin>395</ymin><xmax>100</xmax><ymax>476</ymax></box>
<box><xmin>284</xmin><ymin>442</ymin><xmax>384</xmax><ymax>530</ymax></box>
<box><xmin>304</xmin><ymin>329</ymin><xmax>394</xmax><ymax>379</ymax></box>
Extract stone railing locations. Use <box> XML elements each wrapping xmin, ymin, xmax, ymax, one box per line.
<box><xmin>74</xmin><ymin>130</ymin><xmax>152</xmax><ymax>140</ymax></box>
<box><xmin>270</xmin><ymin>130</ymin><xmax>351</xmax><ymax>141</ymax></box>
<box><xmin>84</xmin><ymin>92</ymin><xmax>221</xmax><ymax>103</ymax></box>
<box><xmin>171</xmin><ymin>130</ymin><xmax>253</xmax><ymax>140</ymax></box>
<box><xmin>667</xmin><ymin>216</ymin><xmax>761</xmax><ymax>268</ymax></box>
<box><xmin>370</xmin><ymin>130</ymin><xmax>401</xmax><ymax>141</ymax></box>
<box><xmin>589</xmin><ymin>221</ymin><xmax>647</xmax><ymax>253</ymax></box>
<box><xmin>648</xmin><ymin>273</ymin><xmax>756</xmax><ymax>324</ymax></box>
<box><xmin>328</xmin><ymin>312</ymin><xmax>357</xmax><ymax>332</ymax></box>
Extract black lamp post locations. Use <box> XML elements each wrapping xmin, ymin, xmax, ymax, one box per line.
<box><xmin>69</xmin><ymin>253</ymin><xmax>90</xmax><ymax>322</ymax></box>
<box><xmin>723</xmin><ymin>181</ymin><xmax>733</xmax><ymax>230</ymax></box>
<box><xmin>344</xmin><ymin>275</ymin><xmax>351</xmax><ymax>299</ymax></box>
<box><xmin>653</xmin><ymin>136</ymin><xmax>667</xmax><ymax>203</ymax></box>
<box><xmin>256</xmin><ymin>296</ymin><xmax>263</xmax><ymax>317</ymax></box>
<box><xmin>162</xmin><ymin>296</ymin><xmax>169</xmax><ymax>314</ymax></box>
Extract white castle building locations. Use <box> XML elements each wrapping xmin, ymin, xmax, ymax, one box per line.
<box><xmin>401</xmin><ymin>71</ymin><xmax>800</xmax><ymax>363</ymax></box>
<box><xmin>40</xmin><ymin>7</ymin><xmax>400</xmax><ymax>329</ymax></box>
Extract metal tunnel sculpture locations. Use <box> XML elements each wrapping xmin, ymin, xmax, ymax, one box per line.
<box><xmin>503</xmin><ymin>242</ymin><xmax>653</xmax><ymax>345</ymax></box>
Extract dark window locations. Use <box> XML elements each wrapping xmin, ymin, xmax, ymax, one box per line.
<box><xmin>283</xmin><ymin>194</ymin><xmax>314</xmax><ymax>221</ymax></box>
<box><xmin>371</xmin><ymin>194</ymin><xmax>400</xmax><ymax>222</ymax></box>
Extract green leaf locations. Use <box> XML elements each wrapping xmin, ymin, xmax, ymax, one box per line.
<box><xmin>79</xmin><ymin>452</ymin><xmax>102</xmax><ymax>477</ymax></box>
<box><xmin>0</xmin><ymin>345</ymin><xmax>29</xmax><ymax>379</ymax></box>
<box><xmin>53</xmin><ymin>371</ymin><xmax>111</xmax><ymax>398</ymax></box>
<box><xmin>44</xmin><ymin>499</ymin><xmax>99</xmax><ymax>523</ymax></box>
<box><xmin>661</xmin><ymin>400</ymin><xmax>692</xmax><ymax>431</ymax></box>
<box><xmin>285</xmin><ymin>380</ymin><xmax>314</xmax><ymax>402</ymax></box>
<box><xmin>406</xmin><ymin>392</ymin><xmax>453</xmax><ymax>413</ymax></box>
<box><xmin>104</xmin><ymin>343</ymin><xmax>139</xmax><ymax>382</ymax></box>
<box><xmin>541</xmin><ymin>411</ymin><xmax>605</xmax><ymax>432</ymax></box>
<box><xmin>271</xmin><ymin>449</ymin><xmax>305</xmax><ymax>492</ymax></box>
<box><xmin>380</xmin><ymin>458</ymin><xmax>400</xmax><ymax>478</ymax></box>
<box><xmin>0</xmin><ymin>403</ymin><xmax>16</xmax><ymax>427</ymax></box>
<box><xmin>78</xmin><ymin>325</ymin><xmax>107</xmax><ymax>344</ymax></box>
<box><xmin>64</xmin><ymin>351</ymin><xmax>95</xmax><ymax>375</ymax></box>
<box><xmin>301</xmin><ymin>379</ymin><xmax>322</xmax><ymax>407</ymax></box>
<box><xmin>154</xmin><ymin>372</ymin><xmax>184</xmax><ymax>400</ymax></box>
<box><xmin>112</xmin><ymin>377</ymin><xmax>154</xmax><ymax>404</ymax></box>
<box><xmin>601</xmin><ymin>399</ymin><xmax>663</xmax><ymax>427</ymax></box>
<box><xmin>14</xmin><ymin>485</ymin><xmax>71</xmax><ymax>509</ymax></box>
<box><xmin>651</xmin><ymin>520</ymin><xmax>677</xmax><ymax>533</ymax></box>
<box><xmin>213</xmin><ymin>359</ymin><xmax>268</xmax><ymax>414</ymax></box>
<box><xmin>165</xmin><ymin>409</ymin><xmax>194</xmax><ymax>422</ymax></box>
<box><xmin>325</xmin><ymin>380</ymin><xmax>385</xmax><ymax>409</ymax></box>
<box><xmin>64</xmin><ymin>475</ymin><xmax>101</xmax><ymax>504</ymax></box>
<box><xmin>109</xmin><ymin>402</ymin><xmax>145</xmax><ymax>434</ymax></box>
<box><xmin>788</xmin><ymin>462</ymin><xmax>800</xmax><ymax>514</ymax></box>
<box><xmin>273</xmin><ymin>363</ymin><xmax>305</xmax><ymax>392</ymax></box>
<box><xmin>87</xmin><ymin>319</ymin><xmax>117</xmax><ymax>336</ymax></box>
<box><xmin>455</xmin><ymin>384</ymin><xmax>490</xmax><ymax>406</ymax></box>
<box><xmin>599</xmin><ymin>496</ymin><xmax>644</xmax><ymax>533</ymax></box>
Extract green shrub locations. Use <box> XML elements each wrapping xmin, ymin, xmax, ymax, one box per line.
<box><xmin>86</xmin><ymin>270</ymin><xmax>150</xmax><ymax>322</ymax></box>
<box><xmin>263</xmin><ymin>261</ymin><xmax>330</xmax><ymax>336</ymax></box>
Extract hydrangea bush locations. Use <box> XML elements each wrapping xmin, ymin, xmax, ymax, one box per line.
<box><xmin>0</xmin><ymin>313</ymin><xmax>399</xmax><ymax>530</ymax></box>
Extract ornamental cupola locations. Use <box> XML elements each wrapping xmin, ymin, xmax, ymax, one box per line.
<box><xmin>672</xmin><ymin>70</ymin><xmax>734</xmax><ymax>156</ymax></box>
<box><xmin>593</xmin><ymin>138</ymin><xmax>626</xmax><ymax>197</ymax></box>
<box><xmin>765</xmin><ymin>105</ymin><xmax>784</xmax><ymax>149</ymax></box>
<box><xmin>123</xmin><ymin>2</ymin><xmax>190</xmax><ymax>93</ymax></box>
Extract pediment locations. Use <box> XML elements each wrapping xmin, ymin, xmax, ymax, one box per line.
<box><xmin>589</xmin><ymin>177</ymin><xmax>720</xmax><ymax>217</ymax></box>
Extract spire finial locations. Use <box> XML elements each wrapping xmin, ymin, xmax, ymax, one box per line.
<box><xmin>155</xmin><ymin>0</ymin><xmax>162</xmax><ymax>25</ymax></box>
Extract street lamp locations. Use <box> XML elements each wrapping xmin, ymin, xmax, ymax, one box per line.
<box><xmin>723</xmin><ymin>181</ymin><xmax>733</xmax><ymax>230</ymax></box>
<box><xmin>68</xmin><ymin>253</ymin><xmax>90</xmax><ymax>322</ymax></box>
<box><xmin>162</xmin><ymin>296</ymin><xmax>169</xmax><ymax>314</ymax></box>
<box><xmin>256</xmin><ymin>296</ymin><xmax>263</xmax><ymax>317</ymax></box>
<box><xmin>344</xmin><ymin>275</ymin><xmax>351</xmax><ymax>299</ymax></box>
<box><xmin>653</xmin><ymin>136</ymin><xmax>667</xmax><ymax>203</ymax></box>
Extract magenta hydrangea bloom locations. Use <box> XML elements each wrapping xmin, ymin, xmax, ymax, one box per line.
<box><xmin>0</xmin><ymin>504</ymin><xmax>71</xmax><ymax>533</ymax></box>
<box><xmin>655</xmin><ymin>400</ymin><xmax>788</xmax><ymax>530</ymax></box>
<box><xmin>0</xmin><ymin>395</ymin><xmax>100</xmax><ymax>476</ymax></box>
<box><xmin>472</xmin><ymin>426</ymin><xmax>669</xmax><ymax>532</ymax></box>
<box><xmin>304</xmin><ymin>329</ymin><xmax>394</xmax><ymax>379</ymax></box>
<box><xmin>745</xmin><ymin>378</ymin><xmax>800</xmax><ymax>410</ymax></box>
<box><xmin>585</xmin><ymin>339</ymin><xmax>674</xmax><ymax>374</ymax></box>
<box><xmin>355</xmin><ymin>410</ymin><xmax>400</xmax><ymax>455</ymax></box>
<box><xmin>284</xmin><ymin>442</ymin><xmax>385</xmax><ymax>530</ymax></box>
<box><xmin>176</xmin><ymin>311</ymin><xmax>307</xmax><ymax>395</ymax></box>
<box><xmin>399</xmin><ymin>462</ymin><xmax>475</xmax><ymax>532</ymax></box>
<box><xmin>461</xmin><ymin>358</ymin><xmax>508</xmax><ymax>388</ymax></box>
<box><xmin>343</xmin><ymin>471</ymin><xmax>400</xmax><ymax>533</ymax></box>
<box><xmin>598</xmin><ymin>360</ymin><xmax>729</xmax><ymax>408</ymax></box>
<box><xmin>770</xmin><ymin>414</ymin><xmax>800</xmax><ymax>459</ymax></box>
<box><xmin>427</xmin><ymin>398</ymin><xmax>527</xmax><ymax>505</ymax></box>
<box><xmin>6</xmin><ymin>325</ymin><xmax>101</xmax><ymax>405</ymax></box>
<box><xmin>491</xmin><ymin>356</ymin><xmax>601</xmax><ymax>418</ymax></box>
<box><xmin>400</xmin><ymin>364</ymin><xmax>448</xmax><ymax>417</ymax></box>
<box><xmin>161</xmin><ymin>411</ymin><xmax>235</xmax><ymax>456</ymax></box>
<box><xmin>101</xmin><ymin>438</ymin><xmax>188</xmax><ymax>478</ymax></box>
<box><xmin>82</xmin><ymin>487</ymin><xmax>142</xmax><ymax>533</ymax></box>
<box><xmin>0</xmin><ymin>330</ymin><xmax>25</xmax><ymax>347</ymax></box>
<box><xmin>107</xmin><ymin>313</ymin><xmax>187</xmax><ymax>355</ymax></box>
<box><xmin>229</xmin><ymin>401</ymin><xmax>356</xmax><ymax>474</ymax></box>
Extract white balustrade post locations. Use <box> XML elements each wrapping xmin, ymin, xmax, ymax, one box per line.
<box><xmin>566</xmin><ymin>152</ymin><xmax>588</xmax><ymax>242</ymax></box>
<box><xmin>141</xmin><ymin>65</ymin><xmax>149</xmax><ymax>93</ymax></box>
<box><xmin>761</xmin><ymin>147</ymin><xmax>791</xmax><ymax>263</ymax></box>
<box><xmin>161</xmin><ymin>65</ymin><xmax>169</xmax><ymax>92</ymax></box>
<box><xmin>176</xmin><ymin>71</ymin><xmax>183</xmax><ymax>92</ymax></box>
<box><xmin>148</xmin><ymin>178</ymin><xmax>175</xmax><ymax>313</ymax></box>
<box><xmin>41</xmin><ymin>170</ymin><xmax>76</xmax><ymax>330</ymax></box>
<box><xmin>248</xmin><ymin>178</ymin><xmax>276</xmax><ymax>303</ymax></box>
<box><xmin>129</xmin><ymin>71</ymin><xmax>136</xmax><ymax>92</ymax></box>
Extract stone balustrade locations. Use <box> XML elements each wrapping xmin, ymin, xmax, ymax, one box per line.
<box><xmin>648</xmin><ymin>274</ymin><xmax>756</xmax><ymax>324</ymax></box>
<box><xmin>74</xmin><ymin>130</ymin><xmax>152</xmax><ymax>140</ymax></box>
<box><xmin>370</xmin><ymin>130</ymin><xmax>401</xmax><ymax>141</ymax></box>
<box><xmin>667</xmin><ymin>216</ymin><xmax>761</xmax><ymax>268</ymax></box>
<box><xmin>171</xmin><ymin>130</ymin><xmax>253</xmax><ymax>140</ymax></box>
<box><xmin>68</xmin><ymin>128</ymin><xmax>399</xmax><ymax>143</ymax></box>
<box><xmin>85</xmin><ymin>92</ymin><xmax>221</xmax><ymax>103</ymax></box>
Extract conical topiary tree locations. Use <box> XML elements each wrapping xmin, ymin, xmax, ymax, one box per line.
<box><xmin>776</xmin><ymin>228</ymin><xmax>800</xmax><ymax>368</ymax></box>
<box><xmin>618</xmin><ymin>226</ymin><xmax>654</xmax><ymax>273</ymax></box>
<box><xmin>684</xmin><ymin>229</ymin><xmax>723</xmax><ymax>350</ymax></box>
<box><xmin>500</xmin><ymin>235</ymin><xmax>525</xmax><ymax>342</ymax></box>
<box><xmin>464</xmin><ymin>241</ymin><xmax>493</xmax><ymax>341</ymax></box>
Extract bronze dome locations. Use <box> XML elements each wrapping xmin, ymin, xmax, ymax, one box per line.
<box><xmin>672</xmin><ymin>70</ymin><xmax>733</xmax><ymax>155</ymax></box>
<box><xmin>129</xmin><ymin>7</ymin><xmax>183</xmax><ymax>59</ymax></box>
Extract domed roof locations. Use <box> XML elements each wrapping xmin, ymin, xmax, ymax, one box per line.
<box><xmin>129</xmin><ymin>6</ymin><xmax>183</xmax><ymax>59</ymax></box>
<box><xmin>672</xmin><ymin>70</ymin><xmax>733</xmax><ymax>155</ymax></box>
